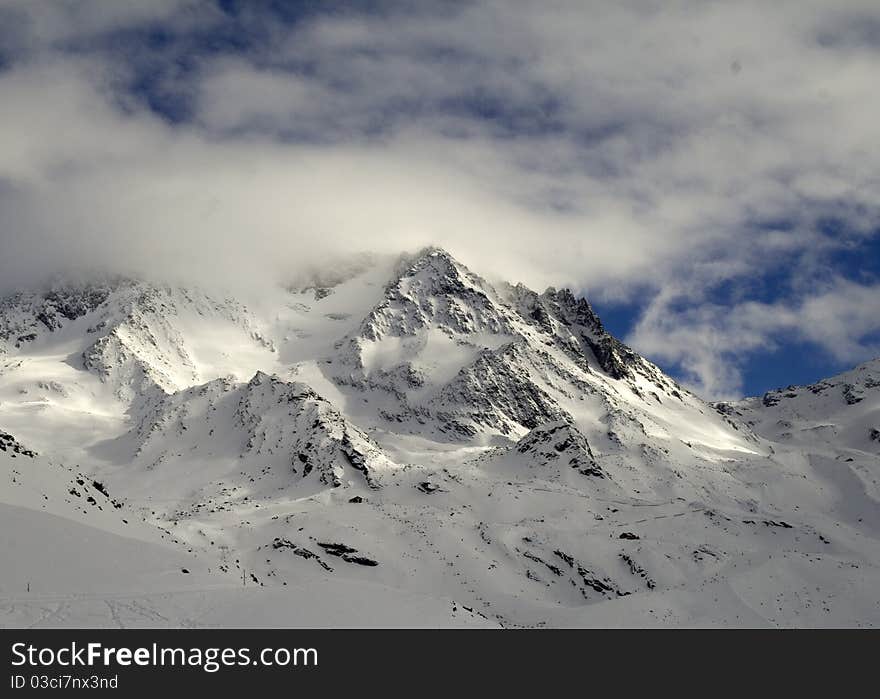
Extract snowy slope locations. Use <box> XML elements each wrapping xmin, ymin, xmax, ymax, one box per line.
<box><xmin>1</xmin><ymin>248</ymin><xmax>879</xmax><ymax>628</ymax></box>
<box><xmin>94</xmin><ymin>371</ymin><xmax>396</xmax><ymax>507</ymax></box>
<box><xmin>717</xmin><ymin>358</ymin><xmax>880</xmax><ymax>457</ymax></box>
<box><xmin>0</xmin><ymin>429</ymin><xmax>492</xmax><ymax>628</ymax></box>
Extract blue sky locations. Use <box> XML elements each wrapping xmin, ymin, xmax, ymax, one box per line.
<box><xmin>0</xmin><ymin>1</ymin><xmax>878</xmax><ymax>399</ymax></box>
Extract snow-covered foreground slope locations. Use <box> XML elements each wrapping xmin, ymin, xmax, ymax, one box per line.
<box><xmin>1</xmin><ymin>249</ymin><xmax>878</xmax><ymax>627</ymax></box>
<box><xmin>0</xmin><ymin>436</ymin><xmax>493</xmax><ymax>627</ymax></box>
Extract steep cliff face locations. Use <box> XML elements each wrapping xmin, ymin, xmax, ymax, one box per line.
<box><xmin>0</xmin><ymin>282</ymin><xmax>117</xmax><ymax>350</ymax></box>
<box><xmin>121</xmin><ymin>371</ymin><xmax>392</xmax><ymax>494</ymax></box>
<box><xmin>323</xmin><ymin>248</ymin><xmax>729</xmax><ymax>469</ymax></box>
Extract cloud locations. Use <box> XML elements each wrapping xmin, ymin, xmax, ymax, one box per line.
<box><xmin>0</xmin><ymin>56</ymin><xmax>591</xmax><ymax>293</ymax></box>
<box><xmin>0</xmin><ymin>0</ymin><xmax>206</xmax><ymax>53</ymax></box>
<box><xmin>0</xmin><ymin>1</ymin><xmax>878</xmax><ymax>394</ymax></box>
<box><xmin>628</xmin><ymin>278</ymin><xmax>880</xmax><ymax>399</ymax></box>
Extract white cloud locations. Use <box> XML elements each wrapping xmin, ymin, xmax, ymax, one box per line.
<box><xmin>0</xmin><ymin>0</ymin><xmax>210</xmax><ymax>51</ymax></box>
<box><xmin>628</xmin><ymin>278</ymin><xmax>880</xmax><ymax>399</ymax></box>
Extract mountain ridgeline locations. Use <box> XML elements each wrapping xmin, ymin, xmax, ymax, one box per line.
<box><xmin>1</xmin><ymin>248</ymin><xmax>878</xmax><ymax>627</ymax></box>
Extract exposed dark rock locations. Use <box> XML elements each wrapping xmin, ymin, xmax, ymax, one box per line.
<box><xmin>431</xmin><ymin>341</ymin><xmax>572</xmax><ymax>435</ymax></box>
<box><xmin>343</xmin><ymin>556</ymin><xmax>379</xmax><ymax>567</ymax></box>
<box><xmin>522</xmin><ymin>550</ymin><xmax>563</xmax><ymax>577</ymax></box>
<box><xmin>0</xmin><ymin>432</ymin><xmax>37</xmax><ymax>458</ymax></box>
<box><xmin>620</xmin><ymin>553</ymin><xmax>656</xmax><ymax>589</ymax></box>
<box><xmin>317</xmin><ymin>542</ymin><xmax>358</xmax><ymax>557</ymax></box>
<box><xmin>514</xmin><ymin>422</ymin><xmax>604</xmax><ymax>478</ymax></box>
<box><xmin>842</xmin><ymin>383</ymin><xmax>864</xmax><ymax>405</ymax></box>
<box><xmin>553</xmin><ymin>549</ymin><xmax>623</xmax><ymax>598</ymax></box>
<box><xmin>762</xmin><ymin>392</ymin><xmax>780</xmax><ymax>407</ymax></box>
<box><xmin>763</xmin><ymin>519</ymin><xmax>793</xmax><ymax>529</ymax></box>
<box><xmin>317</xmin><ymin>541</ymin><xmax>378</xmax><ymax>567</ymax></box>
<box><xmin>272</xmin><ymin>538</ymin><xmax>334</xmax><ymax>571</ymax></box>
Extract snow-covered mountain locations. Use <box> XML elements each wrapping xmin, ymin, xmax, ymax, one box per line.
<box><xmin>1</xmin><ymin>248</ymin><xmax>878</xmax><ymax>627</ymax></box>
<box><xmin>717</xmin><ymin>359</ymin><xmax>880</xmax><ymax>456</ymax></box>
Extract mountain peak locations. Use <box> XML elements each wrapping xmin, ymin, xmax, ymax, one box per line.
<box><xmin>349</xmin><ymin>247</ymin><xmax>514</xmax><ymax>343</ymax></box>
<box><xmin>394</xmin><ymin>246</ymin><xmax>473</xmax><ymax>282</ymax></box>
<box><xmin>5</xmin><ymin>247</ymin><xmax>880</xmax><ymax>629</ymax></box>
<box><xmin>408</xmin><ymin>245</ymin><xmax>457</xmax><ymax>263</ymax></box>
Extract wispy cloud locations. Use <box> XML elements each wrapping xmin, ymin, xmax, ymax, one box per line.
<box><xmin>629</xmin><ymin>277</ymin><xmax>880</xmax><ymax>399</ymax></box>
